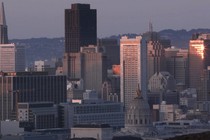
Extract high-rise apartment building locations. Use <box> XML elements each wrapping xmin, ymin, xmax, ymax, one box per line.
<box><xmin>120</xmin><ymin>36</ymin><xmax>147</xmax><ymax>110</ymax></box>
<box><xmin>0</xmin><ymin>44</ymin><xmax>25</xmax><ymax>72</ymax></box>
<box><xmin>65</xmin><ymin>3</ymin><xmax>97</xmax><ymax>53</ymax></box>
<box><xmin>0</xmin><ymin>2</ymin><xmax>8</xmax><ymax>44</ymax></box>
<box><xmin>189</xmin><ymin>34</ymin><xmax>210</xmax><ymax>101</ymax></box>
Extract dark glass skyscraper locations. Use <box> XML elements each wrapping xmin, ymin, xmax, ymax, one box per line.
<box><xmin>65</xmin><ymin>3</ymin><xmax>97</xmax><ymax>53</ymax></box>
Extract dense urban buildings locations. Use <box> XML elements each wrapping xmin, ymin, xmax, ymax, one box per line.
<box><xmin>2</xmin><ymin>1</ymin><xmax>210</xmax><ymax>140</ymax></box>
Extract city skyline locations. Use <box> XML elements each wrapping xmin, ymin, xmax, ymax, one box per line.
<box><xmin>1</xmin><ymin>0</ymin><xmax>210</xmax><ymax>39</ymax></box>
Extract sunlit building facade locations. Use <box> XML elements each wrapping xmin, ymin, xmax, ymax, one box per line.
<box><xmin>0</xmin><ymin>44</ymin><xmax>25</xmax><ymax>72</ymax></box>
<box><xmin>189</xmin><ymin>34</ymin><xmax>210</xmax><ymax>101</ymax></box>
<box><xmin>120</xmin><ymin>36</ymin><xmax>147</xmax><ymax>111</ymax></box>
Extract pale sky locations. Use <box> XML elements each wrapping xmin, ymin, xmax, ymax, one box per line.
<box><xmin>2</xmin><ymin>0</ymin><xmax>210</xmax><ymax>39</ymax></box>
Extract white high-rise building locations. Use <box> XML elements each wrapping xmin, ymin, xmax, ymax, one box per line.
<box><xmin>0</xmin><ymin>43</ymin><xmax>25</xmax><ymax>72</ymax></box>
<box><xmin>120</xmin><ymin>36</ymin><xmax>147</xmax><ymax>111</ymax></box>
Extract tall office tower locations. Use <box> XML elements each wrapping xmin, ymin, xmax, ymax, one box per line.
<box><xmin>189</xmin><ymin>34</ymin><xmax>210</xmax><ymax>101</ymax></box>
<box><xmin>97</xmin><ymin>38</ymin><xmax>120</xmax><ymax>68</ymax></box>
<box><xmin>165</xmin><ymin>47</ymin><xmax>189</xmax><ymax>88</ymax></box>
<box><xmin>65</xmin><ymin>3</ymin><xmax>97</xmax><ymax>53</ymax></box>
<box><xmin>64</xmin><ymin>3</ymin><xmax>97</xmax><ymax>78</ymax></box>
<box><xmin>120</xmin><ymin>36</ymin><xmax>147</xmax><ymax>111</ymax></box>
<box><xmin>0</xmin><ymin>44</ymin><xmax>25</xmax><ymax>72</ymax></box>
<box><xmin>0</xmin><ymin>72</ymin><xmax>66</xmax><ymax>120</ymax></box>
<box><xmin>64</xmin><ymin>45</ymin><xmax>107</xmax><ymax>95</ymax></box>
<box><xmin>81</xmin><ymin>45</ymin><xmax>107</xmax><ymax>95</ymax></box>
<box><xmin>0</xmin><ymin>2</ymin><xmax>8</xmax><ymax>44</ymax></box>
<box><xmin>147</xmin><ymin>40</ymin><xmax>166</xmax><ymax>81</ymax></box>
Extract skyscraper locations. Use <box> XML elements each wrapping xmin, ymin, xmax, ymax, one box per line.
<box><xmin>64</xmin><ymin>3</ymin><xmax>97</xmax><ymax>78</ymax></box>
<box><xmin>81</xmin><ymin>46</ymin><xmax>107</xmax><ymax>94</ymax></box>
<box><xmin>0</xmin><ymin>2</ymin><xmax>8</xmax><ymax>44</ymax></box>
<box><xmin>147</xmin><ymin>40</ymin><xmax>166</xmax><ymax>81</ymax></box>
<box><xmin>65</xmin><ymin>3</ymin><xmax>97</xmax><ymax>53</ymax></box>
<box><xmin>189</xmin><ymin>33</ymin><xmax>210</xmax><ymax>101</ymax></box>
<box><xmin>64</xmin><ymin>45</ymin><xmax>107</xmax><ymax>95</ymax></box>
<box><xmin>165</xmin><ymin>47</ymin><xmax>189</xmax><ymax>88</ymax></box>
<box><xmin>0</xmin><ymin>44</ymin><xmax>25</xmax><ymax>72</ymax></box>
<box><xmin>0</xmin><ymin>3</ymin><xmax>25</xmax><ymax>72</ymax></box>
<box><xmin>120</xmin><ymin>36</ymin><xmax>147</xmax><ymax>111</ymax></box>
<box><xmin>97</xmin><ymin>38</ymin><xmax>120</xmax><ymax>68</ymax></box>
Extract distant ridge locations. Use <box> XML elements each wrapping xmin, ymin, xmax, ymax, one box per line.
<box><xmin>9</xmin><ymin>28</ymin><xmax>210</xmax><ymax>65</ymax></box>
<box><xmin>107</xmin><ymin>28</ymin><xmax>210</xmax><ymax>48</ymax></box>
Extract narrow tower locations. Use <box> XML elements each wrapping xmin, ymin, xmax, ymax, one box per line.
<box><xmin>0</xmin><ymin>2</ymin><xmax>8</xmax><ymax>44</ymax></box>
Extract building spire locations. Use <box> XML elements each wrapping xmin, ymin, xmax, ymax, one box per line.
<box><xmin>0</xmin><ymin>2</ymin><xmax>6</xmax><ymax>26</ymax></box>
<box><xmin>149</xmin><ymin>21</ymin><xmax>153</xmax><ymax>33</ymax></box>
<box><xmin>0</xmin><ymin>2</ymin><xmax>8</xmax><ymax>44</ymax></box>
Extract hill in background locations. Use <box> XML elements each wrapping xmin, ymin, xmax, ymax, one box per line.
<box><xmin>10</xmin><ymin>29</ymin><xmax>210</xmax><ymax>66</ymax></box>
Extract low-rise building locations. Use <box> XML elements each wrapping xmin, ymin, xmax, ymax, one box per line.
<box><xmin>18</xmin><ymin>102</ymin><xmax>58</xmax><ymax>130</ymax></box>
<box><xmin>153</xmin><ymin>101</ymin><xmax>178</xmax><ymax>121</ymax></box>
<box><xmin>59</xmin><ymin>90</ymin><xmax>124</xmax><ymax>130</ymax></box>
<box><xmin>0</xmin><ymin>120</ymin><xmax>24</xmax><ymax>136</ymax></box>
<box><xmin>71</xmin><ymin>124</ymin><xmax>112</xmax><ymax>140</ymax></box>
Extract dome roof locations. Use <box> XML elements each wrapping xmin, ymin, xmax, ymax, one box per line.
<box><xmin>127</xmin><ymin>96</ymin><xmax>150</xmax><ymax>114</ymax></box>
<box><xmin>125</xmin><ymin>85</ymin><xmax>152</xmax><ymax>134</ymax></box>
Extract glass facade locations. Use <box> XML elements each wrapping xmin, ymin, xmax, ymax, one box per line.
<box><xmin>0</xmin><ymin>73</ymin><xmax>66</xmax><ymax>120</ymax></box>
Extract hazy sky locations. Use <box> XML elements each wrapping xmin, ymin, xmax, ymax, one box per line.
<box><xmin>2</xmin><ymin>0</ymin><xmax>210</xmax><ymax>39</ymax></box>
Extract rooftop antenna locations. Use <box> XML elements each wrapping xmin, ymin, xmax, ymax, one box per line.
<box><xmin>149</xmin><ymin>20</ymin><xmax>153</xmax><ymax>33</ymax></box>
